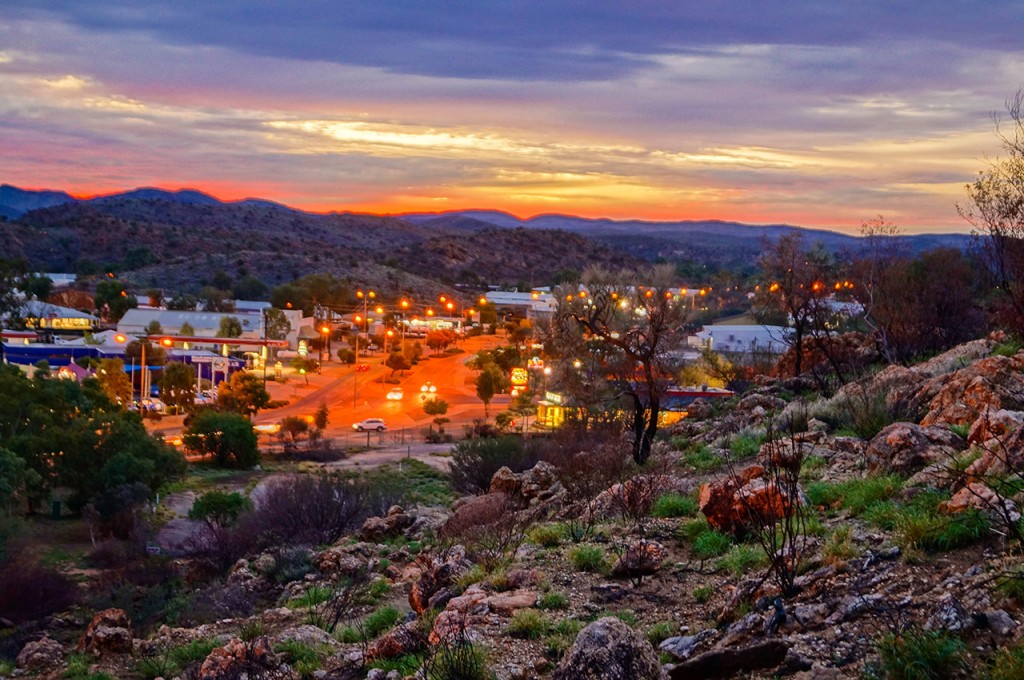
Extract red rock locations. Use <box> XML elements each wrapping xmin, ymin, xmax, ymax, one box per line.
<box><xmin>611</xmin><ymin>540</ymin><xmax>670</xmax><ymax>578</ymax></box>
<box><xmin>198</xmin><ymin>636</ymin><xmax>280</xmax><ymax>680</ymax></box>
<box><xmin>77</xmin><ymin>608</ymin><xmax>134</xmax><ymax>656</ymax></box>
<box><xmin>365</xmin><ymin>622</ymin><xmax>424</xmax><ymax>661</ymax></box>
<box><xmin>486</xmin><ymin>589</ymin><xmax>539</xmax><ymax>615</ymax></box>
<box><xmin>865</xmin><ymin>422</ymin><xmax>965</xmax><ymax>474</ymax></box>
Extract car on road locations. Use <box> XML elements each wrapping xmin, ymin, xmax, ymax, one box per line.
<box><xmin>386</xmin><ymin>387</ymin><xmax>404</xmax><ymax>400</ymax></box>
<box><xmin>352</xmin><ymin>417</ymin><xmax>387</xmax><ymax>432</ymax></box>
<box><xmin>420</xmin><ymin>381</ymin><xmax>437</xmax><ymax>393</ymax></box>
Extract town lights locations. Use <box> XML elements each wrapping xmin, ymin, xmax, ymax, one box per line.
<box><xmin>400</xmin><ymin>299</ymin><xmax>410</xmax><ymax>309</ymax></box>
<box><xmin>320</xmin><ymin>325</ymin><xmax>330</xmax><ymax>334</ymax></box>
<box><xmin>479</xmin><ymin>296</ymin><xmax>487</xmax><ymax>305</ymax></box>
<box><xmin>114</xmin><ymin>334</ymin><xmax>127</xmax><ymax>343</ymax></box>
<box><xmin>160</xmin><ymin>338</ymin><xmax>172</xmax><ymax>347</ymax></box>
<box><xmin>426</xmin><ymin>308</ymin><xmax>434</xmax><ymax>316</ymax></box>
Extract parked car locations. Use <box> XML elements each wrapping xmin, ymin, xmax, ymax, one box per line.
<box><xmin>352</xmin><ymin>418</ymin><xmax>387</xmax><ymax>432</ymax></box>
<box><xmin>420</xmin><ymin>381</ymin><xmax>437</xmax><ymax>393</ymax></box>
<box><xmin>386</xmin><ymin>387</ymin><xmax>404</xmax><ymax>400</ymax></box>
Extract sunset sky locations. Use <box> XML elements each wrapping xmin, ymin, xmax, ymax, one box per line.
<box><xmin>3</xmin><ymin>2</ymin><xmax>1023</xmax><ymax>232</ymax></box>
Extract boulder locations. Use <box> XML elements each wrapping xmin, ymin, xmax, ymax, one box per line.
<box><xmin>967</xmin><ymin>409</ymin><xmax>1024</xmax><ymax>445</ymax></box>
<box><xmin>16</xmin><ymin>637</ymin><xmax>64</xmax><ymax>671</ymax></box>
<box><xmin>865</xmin><ymin>422</ymin><xmax>965</xmax><ymax>474</ymax></box>
<box><xmin>77</xmin><ymin>608</ymin><xmax>134</xmax><ymax>656</ymax></box>
<box><xmin>198</xmin><ymin>636</ymin><xmax>284</xmax><ymax>680</ymax></box>
<box><xmin>314</xmin><ymin>547</ymin><xmax>367</xmax><ymax>578</ymax></box>
<box><xmin>940</xmin><ymin>483</ymin><xmax>1021</xmax><ymax>524</ymax></box>
<box><xmin>429</xmin><ymin>585</ymin><xmax>490</xmax><ymax>644</ymax></box>
<box><xmin>365</xmin><ymin>622</ymin><xmax>424</xmax><ymax>661</ymax></box>
<box><xmin>659</xmin><ymin>629</ymin><xmax>716</xmax><ymax>661</ymax></box>
<box><xmin>685</xmin><ymin>398</ymin><xmax>713</xmax><ymax>420</ymax></box>
<box><xmin>409</xmin><ymin>547</ymin><xmax>473</xmax><ymax>614</ymax></box>
<box><xmin>485</xmin><ymin>590</ymin><xmax>539</xmax><ymax>615</ymax></box>
<box><xmin>737</xmin><ymin>394</ymin><xmax>786</xmax><ymax>413</ymax></box>
<box><xmin>489</xmin><ymin>467</ymin><xmax>522</xmax><ymax>496</ymax></box>
<box><xmin>274</xmin><ymin>624</ymin><xmax>340</xmax><ymax>649</ymax></box>
<box><xmin>358</xmin><ymin>516</ymin><xmax>390</xmax><ymax>542</ymax></box>
<box><xmin>668</xmin><ymin>639</ymin><xmax>790</xmax><ymax>679</ymax></box>
<box><xmin>488</xmin><ymin>462</ymin><xmax>562</xmax><ymax>504</ymax></box>
<box><xmin>698</xmin><ymin>465</ymin><xmax>800</xmax><ymax>535</ymax></box>
<box><xmin>552</xmin><ymin>617</ymin><xmax>664</xmax><ymax>680</ymax></box>
<box><xmin>610</xmin><ymin>540</ymin><xmax>669</xmax><ymax>578</ymax></box>
<box><xmin>918</xmin><ymin>354</ymin><xmax>1024</xmax><ymax>427</ymax></box>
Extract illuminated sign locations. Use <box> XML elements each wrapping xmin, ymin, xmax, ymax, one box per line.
<box><xmin>28</xmin><ymin>317</ymin><xmax>94</xmax><ymax>330</ymax></box>
<box><xmin>545</xmin><ymin>391</ymin><xmax>563</xmax><ymax>405</ymax></box>
<box><xmin>510</xmin><ymin>367</ymin><xmax>529</xmax><ymax>387</ymax></box>
<box><xmin>298</xmin><ymin>340</ymin><xmax>308</xmax><ymax>357</ymax></box>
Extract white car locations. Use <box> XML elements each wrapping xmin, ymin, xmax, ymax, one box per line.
<box><xmin>386</xmin><ymin>387</ymin><xmax>404</xmax><ymax>400</ymax></box>
<box><xmin>353</xmin><ymin>418</ymin><xmax>387</xmax><ymax>432</ymax></box>
<box><xmin>420</xmin><ymin>381</ymin><xmax>437</xmax><ymax>393</ymax></box>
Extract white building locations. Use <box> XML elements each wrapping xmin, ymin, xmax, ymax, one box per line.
<box><xmin>692</xmin><ymin>324</ymin><xmax>790</xmax><ymax>355</ymax></box>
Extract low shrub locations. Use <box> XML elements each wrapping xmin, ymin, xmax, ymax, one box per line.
<box><xmin>646</xmin><ymin>621</ymin><xmax>676</xmax><ymax>646</ymax></box>
<box><xmin>507</xmin><ymin>609</ymin><xmax>549</xmax><ymax>639</ymax></box>
<box><xmin>729</xmin><ymin>434</ymin><xmax>763</xmax><ymax>458</ymax></box>
<box><xmin>569</xmin><ymin>545</ymin><xmax>608</xmax><ymax>573</ymax></box>
<box><xmin>692</xmin><ymin>530</ymin><xmax>732</xmax><ymax>559</ymax></box>
<box><xmin>868</xmin><ymin>628</ymin><xmax>967</xmax><ymax>679</ymax></box>
<box><xmin>805</xmin><ymin>476</ymin><xmax>903</xmax><ymax>515</ymax></box>
<box><xmin>275</xmin><ymin>640</ymin><xmax>324</xmax><ymax>679</ymax></box>
<box><xmin>692</xmin><ymin>585</ymin><xmax>714</xmax><ymax>603</ymax></box>
<box><xmin>529</xmin><ymin>524</ymin><xmax>565</xmax><ymax>547</ymax></box>
<box><xmin>991</xmin><ymin>640</ymin><xmax>1024</xmax><ymax>680</ymax></box>
<box><xmin>683</xmin><ymin>446</ymin><xmax>724</xmax><ymax>471</ymax></box>
<box><xmin>538</xmin><ymin>592</ymin><xmax>569</xmax><ymax>610</ymax></box>
<box><xmin>449</xmin><ymin>437</ymin><xmax>543</xmax><ymax>495</ymax></box>
<box><xmin>363</xmin><ymin>605</ymin><xmax>402</xmax><ymax>639</ymax></box>
<box><xmin>718</xmin><ymin>545</ymin><xmax>767</xmax><ymax>576</ymax></box>
<box><xmin>652</xmin><ymin>493</ymin><xmax>698</xmax><ymax>518</ymax></box>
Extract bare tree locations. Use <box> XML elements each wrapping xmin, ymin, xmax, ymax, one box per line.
<box><xmin>552</xmin><ymin>265</ymin><xmax>686</xmax><ymax>464</ymax></box>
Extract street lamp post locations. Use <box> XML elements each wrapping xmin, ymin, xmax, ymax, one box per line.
<box><xmin>354</xmin><ymin>289</ymin><xmax>375</xmax><ymax>364</ymax></box>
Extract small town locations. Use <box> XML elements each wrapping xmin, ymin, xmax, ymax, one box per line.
<box><xmin>3</xmin><ymin>4</ymin><xmax>1024</xmax><ymax>680</ymax></box>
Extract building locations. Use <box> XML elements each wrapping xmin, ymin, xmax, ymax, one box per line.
<box><xmin>21</xmin><ymin>300</ymin><xmax>98</xmax><ymax>333</ymax></box>
<box><xmin>692</xmin><ymin>324</ymin><xmax>790</xmax><ymax>355</ymax></box>
<box><xmin>481</xmin><ymin>290</ymin><xmax>557</xmax><ymax>322</ymax></box>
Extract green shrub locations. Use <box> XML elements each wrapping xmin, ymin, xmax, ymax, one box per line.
<box><xmin>692</xmin><ymin>585</ymin><xmax>714</xmax><ymax>603</ymax></box>
<box><xmin>169</xmin><ymin>638</ymin><xmax>218</xmax><ymax>667</ymax></box>
<box><xmin>507</xmin><ymin>609</ymin><xmax>549</xmax><ymax>639</ymax></box>
<box><xmin>870</xmin><ymin>628</ymin><xmax>967</xmax><ymax>679</ymax></box>
<box><xmin>891</xmin><ymin>492</ymin><xmax>989</xmax><ymax>553</ymax></box>
<box><xmin>63</xmin><ymin>654</ymin><xmax>115</xmax><ymax>680</ymax></box>
<box><xmin>800</xmin><ymin>455</ymin><xmax>828</xmax><ymax>481</ymax></box>
<box><xmin>992</xmin><ymin>337</ymin><xmax>1024</xmax><ymax>357</ymax></box>
<box><xmin>729</xmin><ymin>434</ymin><xmax>763</xmax><ymax>458</ymax></box>
<box><xmin>683</xmin><ymin>446</ymin><xmax>724</xmax><ymax>471</ymax></box>
<box><xmin>692</xmin><ymin>530</ymin><xmax>732</xmax><ymax>559</ymax></box>
<box><xmin>425</xmin><ymin>640</ymin><xmax>493</xmax><ymax>680</ymax></box>
<box><xmin>652</xmin><ymin>493</ymin><xmax>698</xmax><ymax>518</ymax></box>
<box><xmin>538</xmin><ymin>591</ymin><xmax>569</xmax><ymax>610</ymax></box>
<box><xmin>679</xmin><ymin>517</ymin><xmax>712</xmax><ymax>542</ymax></box>
<box><xmin>996</xmin><ymin>569</ymin><xmax>1024</xmax><ymax>602</ymax></box>
<box><xmin>455</xmin><ymin>564</ymin><xmax>486</xmax><ymax>591</ymax></box>
<box><xmin>529</xmin><ymin>524</ymin><xmax>566</xmax><ymax>547</ymax></box>
<box><xmin>291</xmin><ymin>586</ymin><xmax>333</xmax><ymax>609</ymax></box>
<box><xmin>569</xmin><ymin>545</ymin><xmax>608</xmax><ymax>573</ymax></box>
<box><xmin>823</xmin><ymin>526</ymin><xmax>858</xmax><ymax>564</ymax></box>
<box><xmin>806</xmin><ymin>476</ymin><xmax>903</xmax><ymax>515</ymax></box>
<box><xmin>368</xmin><ymin>653</ymin><xmax>424</xmax><ymax>676</ymax></box>
<box><xmin>368</xmin><ymin>577</ymin><xmax>390</xmax><ymax>600</ymax></box>
<box><xmin>449</xmin><ymin>437</ymin><xmax>542</xmax><ymax>494</ymax></box>
<box><xmin>364</xmin><ymin>605</ymin><xmax>402</xmax><ymax>639</ymax></box>
<box><xmin>718</xmin><ymin>545</ymin><xmax>767</xmax><ymax>576</ymax></box>
<box><xmin>646</xmin><ymin>621</ymin><xmax>676</xmax><ymax>645</ymax></box>
<box><xmin>991</xmin><ymin>640</ymin><xmax>1024</xmax><ymax>680</ymax></box>
<box><xmin>275</xmin><ymin>640</ymin><xmax>324</xmax><ymax>679</ymax></box>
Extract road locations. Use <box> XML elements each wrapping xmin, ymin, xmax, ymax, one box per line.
<box><xmin>149</xmin><ymin>333</ymin><xmax>511</xmax><ymax>447</ymax></box>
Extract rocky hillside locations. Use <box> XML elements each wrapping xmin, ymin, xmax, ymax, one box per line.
<box><xmin>0</xmin><ymin>199</ymin><xmax>639</xmax><ymax>297</ymax></box>
<box><xmin>6</xmin><ymin>336</ymin><xmax>1024</xmax><ymax>679</ymax></box>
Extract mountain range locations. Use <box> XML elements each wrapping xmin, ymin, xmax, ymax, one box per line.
<box><xmin>0</xmin><ymin>183</ymin><xmax>974</xmax><ymax>294</ymax></box>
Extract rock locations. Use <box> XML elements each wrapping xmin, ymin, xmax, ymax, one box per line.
<box><xmin>590</xmin><ymin>583</ymin><xmax>628</xmax><ymax>603</ymax></box>
<box><xmin>698</xmin><ymin>465</ymin><xmax>801</xmax><ymax>535</ymax></box>
<box><xmin>504</xmin><ymin>568</ymin><xmax>545</xmax><ymax>590</ymax></box>
<box><xmin>16</xmin><ymin>637</ymin><xmax>64</xmax><ymax>671</ymax></box>
<box><xmin>430</xmin><ymin>585</ymin><xmax>491</xmax><ymax>644</ymax></box>
<box><xmin>486</xmin><ymin>590</ymin><xmax>538</xmax><ymax>615</ymax></box>
<box><xmin>790</xmin><ymin>603</ymin><xmax>830</xmax><ymax>629</ymax></box>
<box><xmin>669</xmin><ymin>639</ymin><xmax>790</xmax><ymax>679</ymax></box>
<box><xmin>918</xmin><ymin>354</ymin><xmax>1024</xmax><ymax>428</ymax></box>
<box><xmin>275</xmin><ymin>624</ymin><xmax>340</xmax><ymax>648</ymax></box>
<box><xmin>610</xmin><ymin>540</ymin><xmax>669</xmax><ymax>578</ymax></box>
<box><xmin>940</xmin><ymin>482</ymin><xmax>1021</xmax><ymax>524</ymax></box>
<box><xmin>984</xmin><ymin>609</ymin><xmax>1018</xmax><ymax>636</ymax></box>
<box><xmin>441</xmin><ymin>493</ymin><xmax>512</xmax><ymax>538</ymax></box>
<box><xmin>865</xmin><ymin>422</ymin><xmax>965</xmax><ymax>474</ymax></box>
<box><xmin>314</xmin><ymin>548</ymin><xmax>367</xmax><ymax>578</ymax></box>
<box><xmin>77</xmin><ymin>608</ymin><xmax>134</xmax><ymax>656</ymax></box>
<box><xmin>408</xmin><ymin>547</ymin><xmax>473</xmax><ymax>614</ymax></box>
<box><xmin>198</xmin><ymin>636</ymin><xmax>284</xmax><ymax>680</ymax></box>
<box><xmin>358</xmin><ymin>516</ymin><xmax>390</xmax><ymax>542</ymax></box>
<box><xmin>967</xmin><ymin>409</ymin><xmax>1024</xmax><ymax>444</ymax></box>
<box><xmin>737</xmin><ymin>394</ymin><xmax>786</xmax><ymax>413</ymax></box>
<box><xmin>825</xmin><ymin>594</ymin><xmax>884</xmax><ymax>625</ymax></box>
<box><xmin>658</xmin><ymin>629</ymin><xmax>716</xmax><ymax>661</ymax></box>
<box><xmin>365</xmin><ymin>622</ymin><xmax>424</xmax><ymax>661</ymax></box>
<box><xmin>686</xmin><ymin>399</ymin><xmax>713</xmax><ymax>420</ymax></box>
<box><xmin>490</xmin><ymin>467</ymin><xmax>522</xmax><ymax>496</ymax></box>
<box><xmin>926</xmin><ymin>594</ymin><xmax>974</xmax><ymax>633</ymax></box>
<box><xmin>552</xmin><ymin>617</ymin><xmax>664</xmax><ymax>680</ymax></box>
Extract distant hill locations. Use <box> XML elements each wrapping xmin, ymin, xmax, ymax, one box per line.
<box><xmin>0</xmin><ymin>184</ymin><xmax>75</xmax><ymax>219</ymax></box>
<box><xmin>0</xmin><ymin>186</ymin><xmax>636</xmax><ymax>297</ymax></box>
<box><xmin>0</xmin><ymin>184</ymin><xmax>975</xmax><ymax>290</ymax></box>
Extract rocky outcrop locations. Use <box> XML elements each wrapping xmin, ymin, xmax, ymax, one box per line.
<box><xmin>489</xmin><ymin>461</ymin><xmax>563</xmax><ymax>504</ymax></box>
<box><xmin>917</xmin><ymin>354</ymin><xmax>1024</xmax><ymax>427</ymax></box>
<box><xmin>77</xmin><ymin>608</ymin><xmax>134</xmax><ymax>656</ymax></box>
<box><xmin>366</xmin><ymin>621</ymin><xmax>424</xmax><ymax>661</ymax></box>
<box><xmin>941</xmin><ymin>482</ymin><xmax>1021</xmax><ymax>524</ymax></box>
<box><xmin>698</xmin><ymin>465</ymin><xmax>800</xmax><ymax>535</ymax></box>
<box><xmin>16</xmin><ymin>637</ymin><xmax>64</xmax><ymax>672</ymax></box>
<box><xmin>552</xmin><ymin>617</ymin><xmax>665</xmax><ymax>680</ymax></box>
<box><xmin>669</xmin><ymin>639</ymin><xmax>790</xmax><ymax>679</ymax></box>
<box><xmin>409</xmin><ymin>547</ymin><xmax>473</xmax><ymax>614</ymax></box>
<box><xmin>314</xmin><ymin>547</ymin><xmax>368</xmax><ymax>579</ymax></box>
<box><xmin>865</xmin><ymin>423</ymin><xmax>965</xmax><ymax>474</ymax></box>
<box><xmin>274</xmin><ymin>624</ymin><xmax>340</xmax><ymax>649</ymax></box>
<box><xmin>358</xmin><ymin>505</ymin><xmax>416</xmax><ymax>542</ymax></box>
<box><xmin>198</xmin><ymin>636</ymin><xmax>285</xmax><ymax>680</ymax></box>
